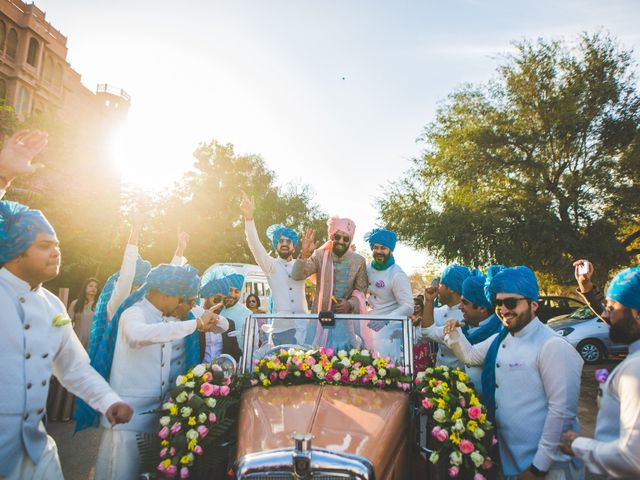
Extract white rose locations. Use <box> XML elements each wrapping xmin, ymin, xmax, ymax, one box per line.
<box><xmin>162</xmin><ymin>402</ymin><xmax>175</xmax><ymax>410</ymax></box>
<box><xmin>192</xmin><ymin>364</ymin><xmax>206</xmax><ymax>377</ymax></box>
<box><xmin>454</xmin><ymin>418</ymin><xmax>466</xmax><ymax>432</ymax></box>
<box><xmin>176</xmin><ymin>375</ymin><xmax>186</xmax><ymax>386</ymax></box>
<box><xmin>159</xmin><ymin>416</ymin><xmax>171</xmax><ymax>426</ymax></box>
<box><xmin>433</xmin><ymin>409</ymin><xmax>447</xmax><ymax>423</ymax></box>
<box><xmin>361</xmin><ymin>350</ymin><xmax>370</xmax><ymax>356</ymax></box>
<box><xmin>186</xmin><ymin>429</ymin><xmax>198</xmax><ymax>441</ymax></box>
<box><xmin>341</xmin><ymin>358</ymin><xmax>352</xmax><ymax>368</ymax></box>
<box><xmin>473</xmin><ymin>427</ymin><xmax>485</xmax><ymax>440</ymax></box>
<box><xmin>338</xmin><ymin>350</ymin><xmax>347</xmax><ymax>359</ymax></box>
<box><xmin>176</xmin><ymin>391</ymin><xmax>188</xmax><ymax>404</ymax></box>
<box><xmin>312</xmin><ymin>364</ymin><xmax>323</xmax><ymax>374</ymax></box>
<box><xmin>332</xmin><ymin>372</ymin><xmax>341</xmax><ymax>382</ymax></box>
<box><xmin>180</xmin><ymin>406</ymin><xmax>193</xmax><ymax>418</ymax></box>
<box><xmin>349</xmin><ymin>349</ymin><xmax>357</xmax><ymax>356</ymax></box>
<box><xmin>456</xmin><ymin>381</ymin><xmax>468</xmax><ymax>393</ymax></box>
<box><xmin>429</xmin><ymin>451</ymin><xmax>439</xmax><ymax>464</ymax></box>
<box><xmin>449</xmin><ymin>450</ymin><xmax>463</xmax><ymax>466</ymax></box>
<box><xmin>379</xmin><ymin>368</ymin><xmax>387</xmax><ymax>378</ymax></box>
<box><xmin>205</xmin><ymin>398</ymin><xmax>217</xmax><ymax>409</ymax></box>
<box><xmin>259</xmin><ymin>373</ymin><xmax>266</xmax><ymax>381</ymax></box>
<box><xmin>185</xmin><ymin>381</ymin><xmax>195</xmax><ymax>389</ymax></box>
<box><xmin>198</xmin><ymin>413</ymin><xmax>207</xmax><ymax>423</ymax></box>
<box><xmin>294</xmin><ymin>371</ymin><xmax>301</xmax><ymax>377</ymax></box>
<box><xmin>470</xmin><ymin>451</ymin><xmax>484</xmax><ymax>467</ymax></box>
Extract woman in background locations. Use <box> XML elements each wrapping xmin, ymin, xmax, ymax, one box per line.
<box><xmin>245</xmin><ymin>293</ymin><xmax>266</xmax><ymax>314</ymax></box>
<box><xmin>68</xmin><ymin>277</ymin><xmax>101</xmax><ymax>350</ymax></box>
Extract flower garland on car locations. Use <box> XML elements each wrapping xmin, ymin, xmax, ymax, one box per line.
<box><xmin>416</xmin><ymin>366</ymin><xmax>498</xmax><ymax>480</ymax></box>
<box><xmin>156</xmin><ymin>363</ymin><xmax>239</xmax><ymax>479</ymax></box>
<box><xmin>252</xmin><ymin>347</ymin><xmax>412</xmax><ymax>391</ymax></box>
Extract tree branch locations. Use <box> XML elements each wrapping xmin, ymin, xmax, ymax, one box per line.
<box><xmin>623</xmin><ymin>229</ymin><xmax>640</xmax><ymax>247</ymax></box>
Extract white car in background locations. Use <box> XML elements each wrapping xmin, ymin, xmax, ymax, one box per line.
<box><xmin>548</xmin><ymin>306</ymin><xmax>628</xmax><ymax>364</ymax></box>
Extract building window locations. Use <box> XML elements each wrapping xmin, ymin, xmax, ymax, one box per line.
<box><xmin>53</xmin><ymin>63</ymin><xmax>63</xmax><ymax>87</ymax></box>
<box><xmin>15</xmin><ymin>86</ymin><xmax>30</xmax><ymax>115</ymax></box>
<box><xmin>43</xmin><ymin>56</ymin><xmax>54</xmax><ymax>83</ymax></box>
<box><xmin>0</xmin><ymin>78</ymin><xmax>6</xmax><ymax>101</ymax></box>
<box><xmin>6</xmin><ymin>29</ymin><xmax>17</xmax><ymax>59</ymax></box>
<box><xmin>27</xmin><ymin>38</ymin><xmax>40</xmax><ymax>67</ymax></box>
<box><xmin>0</xmin><ymin>21</ymin><xmax>6</xmax><ymax>52</ymax></box>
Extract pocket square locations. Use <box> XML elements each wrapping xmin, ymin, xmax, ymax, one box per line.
<box><xmin>52</xmin><ymin>313</ymin><xmax>71</xmax><ymax>327</ymax></box>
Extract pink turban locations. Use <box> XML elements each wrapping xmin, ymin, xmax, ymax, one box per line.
<box><xmin>327</xmin><ymin>216</ymin><xmax>356</xmax><ymax>238</ymax></box>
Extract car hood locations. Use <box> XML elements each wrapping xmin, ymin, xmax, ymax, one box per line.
<box><xmin>548</xmin><ymin>317</ymin><xmax>590</xmax><ymax>329</ymax></box>
<box><xmin>236</xmin><ymin>384</ymin><xmax>409</xmax><ymax>476</ymax></box>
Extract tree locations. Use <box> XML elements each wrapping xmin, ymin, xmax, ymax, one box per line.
<box><xmin>380</xmin><ymin>33</ymin><xmax>640</xmax><ymax>284</ymax></box>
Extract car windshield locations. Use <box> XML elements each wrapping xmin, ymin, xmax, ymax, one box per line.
<box><xmin>567</xmin><ymin>305</ymin><xmax>596</xmax><ymax>320</ymax></box>
<box><xmin>240</xmin><ymin>314</ymin><xmax>413</xmax><ymax>375</ymax></box>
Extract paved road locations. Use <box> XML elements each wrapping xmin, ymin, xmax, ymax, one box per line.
<box><xmin>49</xmin><ymin>359</ymin><xmax>620</xmax><ymax>479</ymax></box>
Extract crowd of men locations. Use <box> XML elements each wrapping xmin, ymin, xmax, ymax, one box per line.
<box><xmin>0</xmin><ymin>129</ymin><xmax>638</xmax><ymax>479</ymax></box>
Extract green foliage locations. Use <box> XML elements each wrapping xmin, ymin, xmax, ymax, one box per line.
<box><xmin>381</xmin><ymin>33</ymin><xmax>640</xmax><ymax>284</ymax></box>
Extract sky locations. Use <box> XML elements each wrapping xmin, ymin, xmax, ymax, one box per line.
<box><xmin>33</xmin><ymin>0</ymin><xmax>640</xmax><ymax>273</ymax></box>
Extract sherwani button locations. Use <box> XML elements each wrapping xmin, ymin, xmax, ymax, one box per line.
<box><xmin>24</xmin><ymin>324</ymin><xmax>30</xmax><ymax>330</ymax></box>
<box><xmin>37</xmin><ymin>408</ymin><xmax>44</xmax><ymax>414</ymax></box>
<box><xmin>496</xmin><ymin>363</ymin><xmax>500</xmax><ymax>368</ymax></box>
<box><xmin>24</xmin><ymin>413</ymin><xmax>29</xmax><ymax>420</ymax></box>
<box><xmin>161</xmin><ymin>363</ymin><xmax>165</xmax><ymax>367</ymax></box>
<box><xmin>26</xmin><ymin>383</ymin><xmax>32</xmax><ymax>389</ymax></box>
<box><xmin>41</xmin><ymin>380</ymin><xmax>47</xmax><ymax>386</ymax></box>
<box><xmin>25</xmin><ymin>353</ymin><xmax>31</xmax><ymax>359</ymax></box>
<box><xmin>42</xmin><ymin>353</ymin><xmax>49</xmax><ymax>358</ymax></box>
<box><xmin>19</xmin><ymin>297</ymin><xmax>26</xmax><ymax>303</ymax></box>
<box><xmin>495</xmin><ymin>384</ymin><xmax>499</xmax><ymax>388</ymax></box>
<box><xmin>502</xmin><ymin>344</ymin><xmax>506</xmax><ymax>348</ymax></box>
<box><xmin>161</xmin><ymin>381</ymin><xmax>165</xmax><ymax>386</ymax></box>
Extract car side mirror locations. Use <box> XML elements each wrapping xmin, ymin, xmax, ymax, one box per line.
<box><xmin>318</xmin><ymin>310</ymin><xmax>335</xmax><ymax>327</ymax></box>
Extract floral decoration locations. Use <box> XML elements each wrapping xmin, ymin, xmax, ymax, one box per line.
<box><xmin>156</xmin><ymin>363</ymin><xmax>239</xmax><ymax>479</ymax></box>
<box><xmin>416</xmin><ymin>366</ymin><xmax>498</xmax><ymax>479</ymax></box>
<box><xmin>252</xmin><ymin>347</ymin><xmax>412</xmax><ymax>391</ymax></box>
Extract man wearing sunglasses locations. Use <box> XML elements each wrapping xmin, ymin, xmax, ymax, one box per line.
<box><xmin>420</xmin><ymin>263</ymin><xmax>471</xmax><ymax>369</ymax></box>
<box><xmin>444</xmin><ymin>266</ymin><xmax>583</xmax><ymax>480</ymax></box>
<box><xmin>292</xmin><ymin>217</ymin><xmax>368</xmax><ymax>349</ymax></box>
<box><xmin>240</xmin><ymin>193</ymin><xmax>308</xmax><ymax>345</ymax></box>
<box><xmin>560</xmin><ymin>264</ymin><xmax>640</xmax><ymax>478</ymax></box>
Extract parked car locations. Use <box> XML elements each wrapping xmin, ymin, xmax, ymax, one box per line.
<box><xmin>234</xmin><ymin>313</ymin><xmax>421</xmax><ymax>479</ymax></box>
<box><xmin>536</xmin><ymin>296</ymin><xmax>585</xmax><ymax>323</ymax></box>
<box><xmin>548</xmin><ymin>306</ymin><xmax>628</xmax><ymax>363</ymax></box>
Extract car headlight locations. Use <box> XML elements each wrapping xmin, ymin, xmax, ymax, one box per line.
<box><xmin>556</xmin><ymin>327</ymin><xmax>575</xmax><ymax>337</ymax></box>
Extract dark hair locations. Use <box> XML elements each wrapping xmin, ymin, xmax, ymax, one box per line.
<box><xmin>414</xmin><ymin>296</ymin><xmax>424</xmax><ymax>307</ymax></box>
<box><xmin>73</xmin><ymin>277</ymin><xmax>101</xmax><ymax>314</ymax></box>
<box><xmin>245</xmin><ymin>293</ymin><xmax>261</xmax><ymax>308</ymax></box>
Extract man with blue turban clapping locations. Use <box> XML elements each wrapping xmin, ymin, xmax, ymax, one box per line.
<box><xmin>420</xmin><ymin>263</ymin><xmax>471</xmax><ymax>368</ymax></box>
<box><xmin>0</xmin><ymin>200</ymin><xmax>133</xmax><ymax>479</ymax></box>
<box><xmin>363</xmin><ymin>228</ymin><xmax>413</xmax><ymax>358</ymax></box>
<box><xmin>92</xmin><ymin>264</ymin><xmax>223</xmax><ymax>479</ymax></box>
<box><xmin>240</xmin><ymin>192</ymin><xmax>308</xmax><ymax>345</ymax></box>
<box><xmin>561</xmin><ymin>263</ymin><xmax>640</xmax><ymax>478</ymax></box>
<box><xmin>444</xmin><ymin>266</ymin><xmax>583</xmax><ymax>480</ymax></box>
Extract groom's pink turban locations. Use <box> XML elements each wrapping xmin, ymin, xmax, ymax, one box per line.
<box><xmin>327</xmin><ymin>216</ymin><xmax>356</xmax><ymax>238</ymax></box>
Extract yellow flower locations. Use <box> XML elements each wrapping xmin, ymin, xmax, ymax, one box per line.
<box><xmin>180</xmin><ymin>455</ymin><xmax>191</xmax><ymax>465</ymax></box>
<box><xmin>359</xmin><ymin>367</ymin><xmax>366</xmax><ymax>375</ymax></box>
<box><xmin>188</xmin><ymin>416</ymin><xmax>196</xmax><ymax>426</ymax></box>
<box><xmin>467</xmin><ymin>420</ymin><xmax>478</xmax><ymax>432</ymax></box>
<box><xmin>480</xmin><ymin>413</ymin><xmax>487</xmax><ymax>424</ymax></box>
<box><xmin>188</xmin><ymin>439</ymin><xmax>197</xmax><ymax>451</ymax></box>
<box><xmin>160</xmin><ymin>440</ymin><xmax>169</xmax><ymax>447</ymax></box>
<box><xmin>469</xmin><ymin>394</ymin><xmax>480</xmax><ymax>407</ymax></box>
<box><xmin>457</xmin><ymin>371</ymin><xmax>469</xmax><ymax>382</ymax></box>
<box><xmin>437</xmin><ymin>399</ymin><xmax>446</xmax><ymax>409</ymax></box>
<box><xmin>262</xmin><ymin>379</ymin><xmax>271</xmax><ymax>387</ymax></box>
<box><xmin>377</xmin><ymin>358</ymin><xmax>388</xmax><ymax>368</ymax></box>
<box><xmin>266</xmin><ymin>360</ymin><xmax>275</xmax><ymax>369</ymax></box>
<box><xmin>449</xmin><ymin>432</ymin><xmax>461</xmax><ymax>445</ymax></box>
<box><xmin>187</xmin><ymin>372</ymin><xmax>194</xmax><ymax>379</ymax></box>
<box><xmin>162</xmin><ymin>459</ymin><xmax>171</xmax><ymax>468</ymax></box>
<box><xmin>254</xmin><ymin>365</ymin><xmax>260</xmax><ymax>372</ymax></box>
<box><xmin>169</xmin><ymin>406</ymin><xmax>178</xmax><ymax>416</ymax></box>
<box><xmin>451</xmin><ymin>407</ymin><xmax>462</xmax><ymax>421</ymax></box>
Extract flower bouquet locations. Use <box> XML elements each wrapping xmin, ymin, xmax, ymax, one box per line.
<box><xmin>252</xmin><ymin>347</ymin><xmax>412</xmax><ymax>391</ymax></box>
<box><xmin>156</xmin><ymin>363</ymin><xmax>239</xmax><ymax>479</ymax></box>
<box><xmin>416</xmin><ymin>366</ymin><xmax>498</xmax><ymax>480</ymax></box>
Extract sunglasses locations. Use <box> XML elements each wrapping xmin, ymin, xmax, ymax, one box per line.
<box><xmin>277</xmin><ymin>238</ymin><xmax>292</xmax><ymax>245</ymax></box>
<box><xmin>493</xmin><ymin>297</ymin><xmax>528</xmax><ymax>310</ymax></box>
<box><xmin>332</xmin><ymin>234</ymin><xmax>351</xmax><ymax>243</ymax></box>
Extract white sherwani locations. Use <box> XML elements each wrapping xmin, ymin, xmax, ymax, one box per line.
<box><xmin>420</xmin><ymin>303</ymin><xmax>465</xmax><ymax>369</ymax></box>
<box><xmin>0</xmin><ymin>268</ymin><xmax>121</xmax><ymax>479</ymax></box>
<box><xmin>95</xmin><ymin>298</ymin><xmax>198</xmax><ymax>480</ymax></box>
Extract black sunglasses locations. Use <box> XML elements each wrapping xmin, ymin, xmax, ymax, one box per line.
<box><xmin>332</xmin><ymin>234</ymin><xmax>350</xmax><ymax>243</ymax></box>
<box><xmin>493</xmin><ymin>297</ymin><xmax>528</xmax><ymax>310</ymax></box>
<box><xmin>277</xmin><ymin>238</ymin><xmax>292</xmax><ymax>245</ymax></box>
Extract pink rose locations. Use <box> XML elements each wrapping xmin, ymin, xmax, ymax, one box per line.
<box><xmin>211</xmin><ymin>364</ymin><xmax>222</xmax><ymax>371</ymax></box>
<box><xmin>169</xmin><ymin>447</ymin><xmax>176</xmax><ymax>456</ymax></box>
<box><xmin>220</xmin><ymin>385</ymin><xmax>230</xmax><ymax>396</ymax></box>
<box><xmin>160</xmin><ymin>447</ymin><xmax>168</xmax><ymax>458</ymax></box>
<box><xmin>492</xmin><ymin>436</ymin><xmax>498</xmax><ymax>446</ymax></box>
<box><xmin>448</xmin><ymin>466</ymin><xmax>459</xmax><ymax>477</ymax></box>
<box><xmin>305</xmin><ymin>357</ymin><xmax>316</xmax><ymax>366</ymax></box>
<box><xmin>269</xmin><ymin>372</ymin><xmax>278</xmax><ymax>382</ymax></box>
<box><xmin>422</xmin><ymin>398</ymin><xmax>433</xmax><ymax>409</ymax></box>
<box><xmin>180</xmin><ymin>466</ymin><xmax>190</xmax><ymax>479</ymax></box>
<box><xmin>431</xmin><ymin>426</ymin><xmax>442</xmax><ymax>437</ymax></box>
<box><xmin>459</xmin><ymin>439</ymin><xmax>475</xmax><ymax>454</ymax></box>
<box><xmin>166</xmin><ymin>465</ymin><xmax>178</xmax><ymax>476</ymax></box>
<box><xmin>305</xmin><ymin>370</ymin><xmax>313</xmax><ymax>378</ymax></box>
<box><xmin>194</xmin><ymin>445</ymin><xmax>203</xmax><ymax>456</ymax></box>
<box><xmin>459</xmin><ymin>397</ymin><xmax>466</xmax><ymax>407</ymax></box>
<box><xmin>473</xmin><ymin>475</ymin><xmax>487</xmax><ymax>480</ymax></box>
<box><xmin>202</xmin><ymin>372</ymin><xmax>212</xmax><ymax>382</ymax></box>
<box><xmin>159</xmin><ymin>426</ymin><xmax>170</xmax><ymax>439</ymax></box>
<box><xmin>197</xmin><ymin>425</ymin><xmax>209</xmax><ymax>438</ymax></box>
<box><xmin>279</xmin><ymin>371</ymin><xmax>288</xmax><ymax>380</ymax></box>
<box><xmin>209</xmin><ymin>413</ymin><xmax>217</xmax><ymax>424</ymax></box>
<box><xmin>170</xmin><ymin>423</ymin><xmax>182</xmax><ymax>434</ymax></box>
<box><xmin>223</xmin><ymin>376</ymin><xmax>232</xmax><ymax>386</ymax></box>
<box><xmin>481</xmin><ymin>458</ymin><xmax>493</xmax><ymax>470</ymax></box>
<box><xmin>436</xmin><ymin>429</ymin><xmax>449</xmax><ymax>442</ymax></box>
<box><xmin>250</xmin><ymin>379</ymin><xmax>259</xmax><ymax>386</ymax></box>
<box><xmin>200</xmin><ymin>382</ymin><xmax>214</xmax><ymax>397</ymax></box>
<box><xmin>468</xmin><ymin>406</ymin><xmax>482</xmax><ymax>420</ymax></box>
<box><xmin>157</xmin><ymin>462</ymin><xmax>166</xmax><ymax>472</ymax></box>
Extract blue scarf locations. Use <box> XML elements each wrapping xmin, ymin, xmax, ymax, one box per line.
<box><xmin>465</xmin><ymin>313</ymin><xmax>502</xmax><ymax>345</ymax></box>
<box><xmin>371</xmin><ymin>255</ymin><xmax>395</xmax><ymax>271</ymax></box>
<box><xmin>87</xmin><ymin>271</ymin><xmax>119</xmax><ymax>360</ymax></box>
<box><xmin>481</xmin><ymin>326</ymin><xmax>508</xmax><ymax>421</ymax></box>
<box><xmin>184</xmin><ymin>311</ymin><xmax>201</xmax><ymax>371</ymax></box>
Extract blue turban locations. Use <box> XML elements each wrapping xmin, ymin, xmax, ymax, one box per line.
<box><xmin>607</xmin><ymin>266</ymin><xmax>640</xmax><ymax>311</ymax></box>
<box><xmin>0</xmin><ymin>201</ymin><xmax>55</xmax><ymax>263</ymax></box>
<box><xmin>200</xmin><ymin>265</ymin><xmax>245</xmax><ymax>298</ymax></box>
<box><xmin>266</xmin><ymin>224</ymin><xmax>299</xmax><ymax>250</ymax></box>
<box><xmin>483</xmin><ymin>265</ymin><xmax>505</xmax><ymax>305</ymax></box>
<box><xmin>364</xmin><ymin>228</ymin><xmax>397</xmax><ymax>251</ymax></box>
<box><xmin>133</xmin><ymin>257</ymin><xmax>152</xmax><ymax>287</ymax></box>
<box><xmin>462</xmin><ymin>270</ymin><xmax>492</xmax><ymax>310</ymax></box>
<box><xmin>440</xmin><ymin>264</ymin><xmax>471</xmax><ymax>294</ymax></box>
<box><xmin>487</xmin><ymin>265</ymin><xmax>539</xmax><ymax>302</ymax></box>
<box><xmin>146</xmin><ymin>264</ymin><xmax>200</xmax><ymax>298</ymax></box>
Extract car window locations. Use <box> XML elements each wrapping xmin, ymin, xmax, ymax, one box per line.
<box><xmin>567</xmin><ymin>299</ymin><xmax>584</xmax><ymax>309</ymax></box>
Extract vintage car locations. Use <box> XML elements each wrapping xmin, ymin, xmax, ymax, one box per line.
<box><xmin>232</xmin><ymin>312</ymin><xmax>425</xmax><ymax>480</ymax></box>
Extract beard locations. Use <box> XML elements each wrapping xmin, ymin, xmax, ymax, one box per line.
<box><xmin>609</xmin><ymin>307</ymin><xmax>640</xmax><ymax>344</ymax></box>
<box><xmin>500</xmin><ymin>304</ymin><xmax>534</xmax><ymax>334</ymax></box>
<box><xmin>332</xmin><ymin>242</ymin><xmax>349</xmax><ymax>257</ymax></box>
<box><xmin>277</xmin><ymin>247</ymin><xmax>292</xmax><ymax>260</ymax></box>
<box><xmin>373</xmin><ymin>251</ymin><xmax>391</xmax><ymax>265</ymax></box>
<box><xmin>223</xmin><ymin>297</ymin><xmax>239</xmax><ymax>308</ymax></box>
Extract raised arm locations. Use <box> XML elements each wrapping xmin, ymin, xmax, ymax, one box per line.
<box><xmin>241</xmin><ymin>192</ymin><xmax>275</xmax><ymax>274</ymax></box>
<box><xmin>107</xmin><ymin>218</ymin><xmax>143</xmax><ymax>319</ymax></box>
<box><xmin>171</xmin><ymin>228</ymin><xmax>189</xmax><ymax>265</ymax></box>
<box><xmin>445</xmin><ymin>325</ymin><xmax>494</xmax><ymax>366</ymax></box>
<box><xmin>0</xmin><ymin>130</ymin><xmax>47</xmax><ymax>199</ymax></box>
<box><xmin>291</xmin><ymin>229</ymin><xmax>320</xmax><ymax>280</ymax></box>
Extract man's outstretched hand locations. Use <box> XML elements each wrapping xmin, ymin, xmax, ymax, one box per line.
<box><xmin>0</xmin><ymin>130</ymin><xmax>48</xmax><ymax>186</ymax></box>
<box><xmin>105</xmin><ymin>401</ymin><xmax>134</xmax><ymax>427</ymax></box>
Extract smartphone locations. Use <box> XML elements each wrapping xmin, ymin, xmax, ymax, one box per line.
<box><xmin>578</xmin><ymin>263</ymin><xmax>589</xmax><ymax>275</ymax></box>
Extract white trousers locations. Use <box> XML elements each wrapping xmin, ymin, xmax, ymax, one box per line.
<box><xmin>2</xmin><ymin>434</ymin><xmax>63</xmax><ymax>480</ymax></box>
<box><xmin>94</xmin><ymin>429</ymin><xmax>140</xmax><ymax>480</ymax></box>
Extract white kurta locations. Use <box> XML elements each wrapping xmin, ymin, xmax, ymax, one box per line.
<box><xmin>447</xmin><ymin>318</ymin><xmax>583</xmax><ymax>477</ymax></box>
<box><xmin>0</xmin><ymin>268</ymin><xmax>121</xmax><ymax>478</ymax></box>
<box><xmin>572</xmin><ymin>338</ymin><xmax>640</xmax><ymax>478</ymax></box>
<box><xmin>420</xmin><ymin>303</ymin><xmax>465</xmax><ymax>369</ymax></box>
<box><xmin>95</xmin><ymin>298</ymin><xmax>198</xmax><ymax>480</ymax></box>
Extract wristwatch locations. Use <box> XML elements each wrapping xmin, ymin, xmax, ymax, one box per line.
<box><xmin>529</xmin><ymin>464</ymin><xmax>547</xmax><ymax>477</ymax></box>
